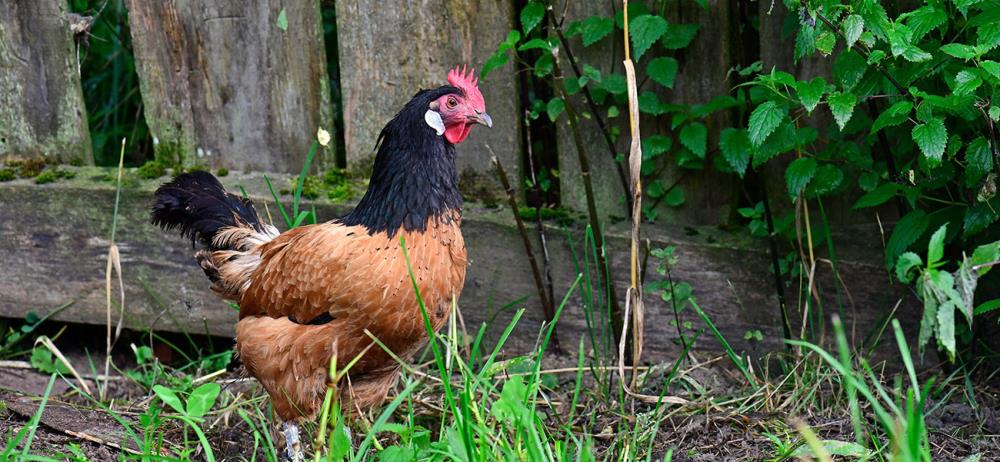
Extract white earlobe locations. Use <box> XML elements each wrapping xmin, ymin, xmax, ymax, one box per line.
<box><xmin>424</xmin><ymin>109</ymin><xmax>445</xmax><ymax>136</ymax></box>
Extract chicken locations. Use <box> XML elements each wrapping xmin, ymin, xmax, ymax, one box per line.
<box><xmin>150</xmin><ymin>66</ymin><xmax>490</xmax><ymax>460</ymax></box>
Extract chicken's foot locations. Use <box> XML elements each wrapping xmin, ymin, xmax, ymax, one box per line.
<box><xmin>282</xmin><ymin>421</ymin><xmax>303</xmax><ymax>462</ymax></box>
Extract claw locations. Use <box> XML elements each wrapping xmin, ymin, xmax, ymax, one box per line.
<box><xmin>282</xmin><ymin>421</ymin><xmax>303</xmax><ymax>462</ymax></box>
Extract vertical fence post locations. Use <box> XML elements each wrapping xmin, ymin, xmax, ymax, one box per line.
<box><xmin>0</xmin><ymin>1</ymin><xmax>92</xmax><ymax>164</ymax></box>
<box><xmin>125</xmin><ymin>0</ymin><xmax>333</xmax><ymax>173</ymax></box>
<box><xmin>334</xmin><ymin>0</ymin><xmax>520</xmax><ymax>195</ymax></box>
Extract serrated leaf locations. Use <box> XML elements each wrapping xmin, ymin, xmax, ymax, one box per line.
<box><xmin>833</xmin><ymin>51</ymin><xmax>867</xmax><ymax>90</ymax></box>
<box><xmin>795</xmin><ymin>77</ymin><xmax>826</xmax><ymax>114</ymax></box>
<box><xmin>480</xmin><ymin>50</ymin><xmax>510</xmax><ymax>79</ymax></box>
<box><xmin>748</xmin><ymin>101</ymin><xmax>784</xmax><ymax>147</ymax></box>
<box><xmin>785</xmin><ymin>157</ymin><xmax>817</xmax><ymax>197</ymax></box>
<box><xmin>844</xmin><ymin>15</ymin><xmax>864</xmax><ymax>49</ymax></box>
<box><xmin>629</xmin><ymin>15</ymin><xmax>668</xmax><ymax>60</ymax></box>
<box><xmin>965</xmin><ymin>201</ymin><xmax>998</xmax><ymax>237</ymax></box>
<box><xmin>940</xmin><ymin>43</ymin><xmax>980</xmax><ymax>59</ymax></box>
<box><xmin>534</xmin><ymin>53</ymin><xmax>554</xmax><ymax>77</ymax></box>
<box><xmin>582</xmin><ymin>64</ymin><xmax>602</xmax><ymax>83</ymax></box>
<box><xmin>937</xmin><ymin>297</ymin><xmax>957</xmax><ymax>362</ymax></box>
<box><xmin>518</xmin><ymin>38</ymin><xmax>551</xmax><ymax>52</ymax></box>
<box><xmin>647</xmin><ymin>57</ymin><xmax>678</xmax><ymax>89</ymax></box>
<box><xmin>954</xmin><ymin>69</ymin><xmax>983</xmax><ymax>96</ymax></box>
<box><xmin>896</xmin><ymin>252</ymin><xmax>923</xmax><ymax>283</ymax></box>
<box><xmin>642</xmin><ymin>135</ymin><xmax>672</xmax><ymax>159</ymax></box>
<box><xmin>912</xmin><ymin>118</ymin><xmax>948</xmax><ymax>166</ymax></box>
<box><xmin>815</xmin><ymin>31</ymin><xmax>836</xmax><ymax>55</ymax></box>
<box><xmin>807</xmin><ymin>164</ymin><xmax>844</xmax><ymax>197</ymax></box>
<box><xmin>978</xmin><ymin>21</ymin><xmax>1000</xmax><ymax>51</ymax></box>
<box><xmin>679</xmin><ymin>123</ymin><xmax>707</xmax><ymax>158</ymax></box>
<box><xmin>871</xmin><ymin>101</ymin><xmax>913</xmax><ymax>134</ymax></box>
<box><xmin>886</xmin><ymin>209</ymin><xmax>930</xmax><ymax>269</ymax></box>
<box><xmin>719</xmin><ymin>128</ymin><xmax>751</xmax><ymax>177</ymax></box>
<box><xmin>520</xmin><ymin>1</ymin><xmax>545</xmax><ymax>34</ymax></box>
<box><xmin>905</xmin><ymin>5</ymin><xmax>947</xmax><ymax>41</ymax></box>
<box><xmin>828</xmin><ymin>91</ymin><xmax>857</xmax><ymax>130</ymax></box>
<box><xmin>276</xmin><ymin>8</ymin><xmax>288</xmax><ymax>31</ymax></box>
<box><xmin>600</xmin><ymin>73</ymin><xmax>627</xmax><ymax>95</ymax></box>
<box><xmin>638</xmin><ymin>91</ymin><xmax>667</xmax><ymax>115</ymax></box>
<box><xmin>971</xmin><ymin>241</ymin><xmax>1000</xmax><ymax>275</ymax></box>
<box><xmin>928</xmin><ymin>224</ymin><xmax>948</xmax><ymax>266</ymax></box>
<box><xmin>981</xmin><ymin>61</ymin><xmax>1000</xmax><ymax>81</ymax></box>
<box><xmin>661</xmin><ymin>23</ymin><xmax>699</xmax><ymax>49</ymax></box>
<box><xmin>665</xmin><ymin>187</ymin><xmax>685</xmax><ymax>207</ymax></box>
<box><xmin>581</xmin><ymin>16</ymin><xmax>613</xmax><ymax>47</ymax></box>
<box><xmin>966</xmin><ymin>136</ymin><xmax>992</xmax><ymax>187</ymax></box>
<box><xmin>853</xmin><ymin>183</ymin><xmax>900</xmax><ymax>209</ymax></box>
<box><xmin>546</xmin><ymin>98</ymin><xmax>565</xmax><ymax>122</ymax></box>
<box><xmin>752</xmin><ymin>121</ymin><xmax>795</xmax><ymax>168</ymax></box>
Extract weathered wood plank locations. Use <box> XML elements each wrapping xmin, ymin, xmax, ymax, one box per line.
<box><xmin>124</xmin><ymin>0</ymin><xmax>333</xmax><ymax>172</ymax></box>
<box><xmin>334</xmin><ymin>0</ymin><xmax>520</xmax><ymax>196</ymax></box>
<box><xmin>0</xmin><ymin>0</ymin><xmax>92</xmax><ymax>164</ymax></box>
<box><xmin>0</xmin><ymin>168</ymin><xmax>920</xmax><ymax>361</ymax></box>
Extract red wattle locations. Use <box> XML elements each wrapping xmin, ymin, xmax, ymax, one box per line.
<box><xmin>444</xmin><ymin>123</ymin><xmax>471</xmax><ymax>144</ymax></box>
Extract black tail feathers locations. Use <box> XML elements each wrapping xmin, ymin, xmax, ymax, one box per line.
<box><xmin>151</xmin><ymin>171</ymin><xmax>265</xmax><ymax>249</ymax></box>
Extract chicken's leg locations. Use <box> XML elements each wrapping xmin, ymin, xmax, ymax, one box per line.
<box><xmin>282</xmin><ymin>421</ymin><xmax>303</xmax><ymax>462</ymax></box>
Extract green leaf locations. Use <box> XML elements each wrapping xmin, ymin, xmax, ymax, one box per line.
<box><xmin>981</xmin><ymin>61</ymin><xmax>1000</xmax><ymax>81</ymax></box>
<box><xmin>679</xmin><ymin>123</ymin><xmax>707</xmax><ymax>158</ymax></box>
<box><xmin>978</xmin><ymin>21</ymin><xmax>1000</xmax><ymax>51</ymax></box>
<box><xmin>833</xmin><ymin>51</ymin><xmax>867</xmax><ymax>91</ymax></box>
<box><xmin>719</xmin><ymin>128</ymin><xmax>751</xmax><ymax>177</ymax></box>
<box><xmin>661</xmin><ymin>23</ymin><xmax>699</xmax><ymax>49</ymax></box>
<box><xmin>974</xmin><ymin>299</ymin><xmax>1000</xmax><ymax>316</ymax></box>
<box><xmin>629</xmin><ymin>14</ymin><xmax>668</xmax><ymax>60</ymax></box>
<box><xmin>520</xmin><ymin>1</ymin><xmax>545</xmax><ymax>34</ymax></box>
<box><xmin>940</xmin><ymin>43</ymin><xmax>980</xmax><ymax>59</ymax></box>
<box><xmin>276</xmin><ymin>8</ymin><xmax>288</xmax><ymax>31</ymax></box>
<box><xmin>186</xmin><ymin>383</ymin><xmax>221</xmax><ymax>418</ymax></box>
<box><xmin>518</xmin><ymin>38</ymin><xmax>551</xmax><ymax>52</ymax></box>
<box><xmin>912</xmin><ymin>118</ymin><xmax>948</xmax><ymax>166</ymax></box>
<box><xmin>896</xmin><ymin>252</ymin><xmax>923</xmax><ymax>283</ymax></box>
<box><xmin>886</xmin><ymin>210</ymin><xmax>930</xmax><ymax>269</ymax></box>
<box><xmin>582</xmin><ymin>64</ymin><xmax>602</xmax><ymax>83</ymax></box>
<box><xmin>480</xmin><ymin>50</ymin><xmax>510</xmax><ymax>79</ymax></box>
<box><xmin>966</xmin><ymin>136</ymin><xmax>992</xmax><ymax>187</ymax></box>
<box><xmin>647</xmin><ymin>57</ymin><xmax>679</xmax><ymax>89</ymax></box>
<box><xmin>815</xmin><ymin>31</ymin><xmax>836</xmax><ymax>55</ymax></box>
<box><xmin>795</xmin><ymin>77</ymin><xmax>826</xmax><ymax>114</ymax></box>
<box><xmin>600</xmin><ymin>73</ymin><xmax>627</xmax><ymax>95</ymax></box>
<box><xmin>828</xmin><ymin>92</ymin><xmax>857</xmax><ymax>130</ymax></box>
<box><xmin>546</xmin><ymin>98</ymin><xmax>565</xmax><ymax>122</ymax></box>
<box><xmin>638</xmin><ymin>91</ymin><xmax>667</xmax><ymax>115</ymax></box>
<box><xmin>971</xmin><ymin>241</ymin><xmax>1000</xmax><ymax>275</ymax></box>
<box><xmin>785</xmin><ymin>157</ymin><xmax>817</xmax><ymax>197</ymax></box>
<box><xmin>492</xmin><ymin>376</ymin><xmax>529</xmax><ymax>422</ymax></box>
<box><xmin>871</xmin><ymin>101</ymin><xmax>913</xmax><ymax>134</ymax></box>
<box><xmin>581</xmin><ymin>16</ymin><xmax>614</xmax><ymax>46</ymax></box>
<box><xmin>807</xmin><ymin>164</ymin><xmax>844</xmax><ymax>197</ymax></box>
<box><xmin>748</xmin><ymin>101</ymin><xmax>784</xmax><ymax>147</ymax></box>
<box><xmin>642</xmin><ymin>135</ymin><xmax>672</xmax><ymax>159</ymax></box>
<box><xmin>965</xmin><ymin>201</ymin><xmax>998</xmax><ymax>237</ymax></box>
<box><xmin>905</xmin><ymin>5</ymin><xmax>947</xmax><ymax>41</ymax></box>
<box><xmin>928</xmin><ymin>224</ymin><xmax>948</xmax><ymax>267</ymax></box>
<box><xmin>534</xmin><ymin>53</ymin><xmax>554</xmax><ymax>77</ymax></box>
<box><xmin>853</xmin><ymin>183</ymin><xmax>900</xmax><ymax>209</ymax></box>
<box><xmin>665</xmin><ymin>187</ymin><xmax>685</xmax><ymax>207</ymax></box>
<box><xmin>937</xmin><ymin>297</ymin><xmax>957</xmax><ymax>362</ymax></box>
<box><xmin>953</xmin><ymin>69</ymin><xmax>983</xmax><ymax>96</ymax></box>
<box><xmin>153</xmin><ymin>385</ymin><xmax>186</xmax><ymax>415</ymax></box>
<box><xmin>843</xmin><ymin>15</ymin><xmax>864</xmax><ymax>49</ymax></box>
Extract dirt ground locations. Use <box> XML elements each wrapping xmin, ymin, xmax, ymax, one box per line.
<box><xmin>3</xmin><ymin>363</ymin><xmax>1000</xmax><ymax>461</ymax></box>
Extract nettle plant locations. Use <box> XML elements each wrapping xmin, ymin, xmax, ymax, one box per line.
<box><xmin>482</xmin><ymin>0</ymin><xmax>736</xmax><ymax>220</ymax></box>
<box><xmin>732</xmin><ymin>0</ymin><xmax>1000</xmax><ymax>359</ymax></box>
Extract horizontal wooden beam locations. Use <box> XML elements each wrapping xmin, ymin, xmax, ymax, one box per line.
<box><xmin>0</xmin><ymin>167</ymin><xmax>918</xmax><ymax>361</ymax></box>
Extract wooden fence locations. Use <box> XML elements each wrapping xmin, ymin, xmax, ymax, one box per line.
<box><xmin>0</xmin><ymin>0</ymin><xmax>920</xmax><ymax>360</ymax></box>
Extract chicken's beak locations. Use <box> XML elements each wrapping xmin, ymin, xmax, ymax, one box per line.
<box><xmin>468</xmin><ymin>112</ymin><xmax>493</xmax><ymax>128</ymax></box>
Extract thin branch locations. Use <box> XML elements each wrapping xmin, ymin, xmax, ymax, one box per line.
<box><xmin>491</xmin><ymin>154</ymin><xmax>559</xmax><ymax>349</ymax></box>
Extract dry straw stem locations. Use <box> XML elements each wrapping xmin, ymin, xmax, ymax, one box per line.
<box><xmin>34</xmin><ymin>335</ymin><xmax>92</xmax><ymax>395</ymax></box>
<box><xmin>619</xmin><ymin>0</ymin><xmax>648</xmax><ymax>394</ymax></box>
<box><xmin>103</xmin><ymin>138</ymin><xmax>128</xmax><ymax>400</ymax></box>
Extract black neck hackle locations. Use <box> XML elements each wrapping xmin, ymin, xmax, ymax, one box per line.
<box><xmin>338</xmin><ymin>86</ymin><xmax>464</xmax><ymax>236</ymax></box>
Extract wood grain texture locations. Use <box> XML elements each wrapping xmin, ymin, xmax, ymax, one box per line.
<box><xmin>0</xmin><ymin>0</ymin><xmax>92</xmax><ymax>163</ymax></box>
<box><xmin>124</xmin><ymin>0</ymin><xmax>333</xmax><ymax>172</ymax></box>
<box><xmin>334</xmin><ymin>0</ymin><xmax>520</xmax><ymax>189</ymax></box>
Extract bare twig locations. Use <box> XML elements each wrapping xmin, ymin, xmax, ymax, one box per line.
<box><xmin>549</xmin><ymin>41</ymin><xmax>623</xmax><ymax>353</ymax></box>
<box><xmin>522</xmin><ymin>114</ymin><xmax>557</xmax><ymax>314</ymax></box>
<box><xmin>491</xmin><ymin>154</ymin><xmax>559</xmax><ymax>349</ymax></box>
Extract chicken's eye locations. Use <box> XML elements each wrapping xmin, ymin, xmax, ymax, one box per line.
<box><xmin>446</xmin><ymin>97</ymin><xmax>458</xmax><ymax>108</ymax></box>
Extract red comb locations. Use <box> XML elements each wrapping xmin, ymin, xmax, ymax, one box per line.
<box><xmin>447</xmin><ymin>65</ymin><xmax>485</xmax><ymax>112</ymax></box>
